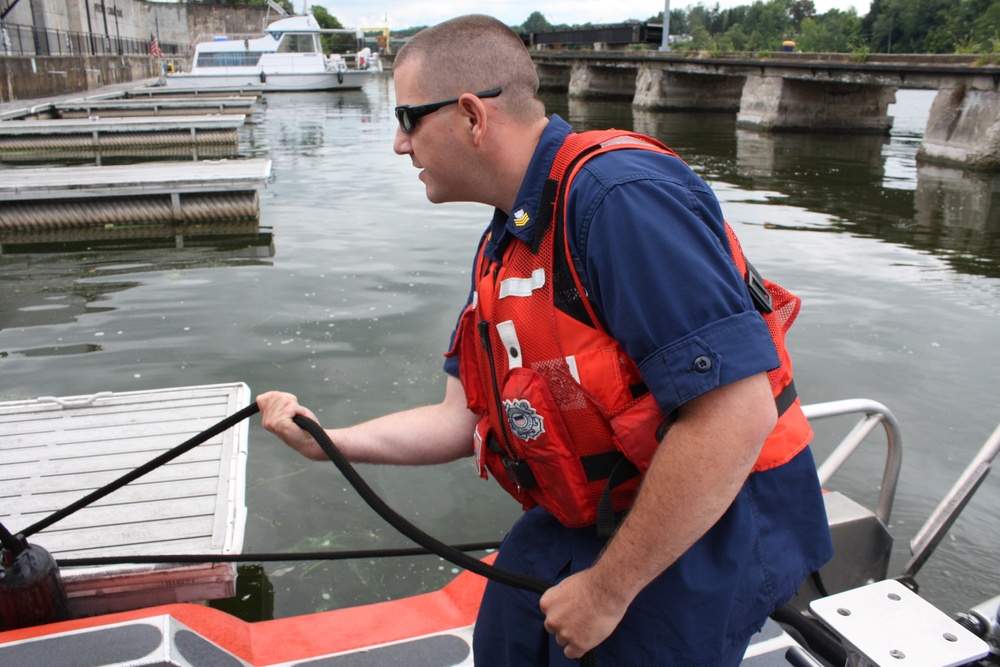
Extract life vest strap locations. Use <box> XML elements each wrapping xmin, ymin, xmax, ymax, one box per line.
<box><xmin>776</xmin><ymin>380</ymin><xmax>798</xmax><ymax>417</ymax></box>
<box><xmin>595</xmin><ymin>456</ymin><xmax>639</xmax><ymax>538</ymax></box>
<box><xmin>488</xmin><ymin>379</ymin><xmax>796</xmax><ymax>527</ymax></box>
<box><xmin>487</xmin><ymin>432</ymin><xmax>639</xmax><ymax>489</ymax></box>
<box><xmin>745</xmin><ymin>259</ymin><xmax>774</xmax><ymax>314</ymax></box>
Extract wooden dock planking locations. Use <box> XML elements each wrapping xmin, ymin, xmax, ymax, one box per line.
<box><xmin>55</xmin><ymin>98</ymin><xmax>258</xmax><ymax>118</ymax></box>
<box><xmin>0</xmin><ymin>158</ymin><xmax>271</xmax><ymax>202</ymax></box>
<box><xmin>125</xmin><ymin>86</ymin><xmax>264</xmax><ymax>99</ymax></box>
<box><xmin>3</xmin><ymin>474</ymin><xmax>227</xmax><ymax>518</ymax></box>
<box><xmin>0</xmin><ymin>114</ymin><xmax>247</xmax><ymax>136</ymax></box>
<box><xmin>0</xmin><ymin>383</ymin><xmax>250</xmax><ymax>613</ymax></box>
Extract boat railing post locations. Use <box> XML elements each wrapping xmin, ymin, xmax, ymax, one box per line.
<box><xmin>803</xmin><ymin>399</ymin><xmax>903</xmax><ymax>526</ymax></box>
<box><xmin>901</xmin><ymin>420</ymin><xmax>1000</xmax><ymax>580</ymax></box>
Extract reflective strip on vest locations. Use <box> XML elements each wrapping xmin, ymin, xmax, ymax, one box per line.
<box><xmin>565</xmin><ymin>355</ymin><xmax>581</xmax><ymax>383</ymax></box>
<box><xmin>496</xmin><ymin>320</ymin><xmax>523</xmax><ymax>369</ymax></box>
<box><xmin>499</xmin><ymin>268</ymin><xmax>545</xmax><ymax>299</ymax></box>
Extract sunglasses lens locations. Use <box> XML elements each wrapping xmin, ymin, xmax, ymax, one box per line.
<box><xmin>395</xmin><ymin>108</ymin><xmax>413</xmax><ymax>133</ymax></box>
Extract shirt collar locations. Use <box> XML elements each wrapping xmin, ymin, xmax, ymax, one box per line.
<box><xmin>483</xmin><ymin>115</ymin><xmax>573</xmax><ymax>262</ymax></box>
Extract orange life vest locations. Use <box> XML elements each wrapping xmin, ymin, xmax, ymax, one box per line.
<box><xmin>448</xmin><ymin>129</ymin><xmax>812</xmax><ymax>530</ymax></box>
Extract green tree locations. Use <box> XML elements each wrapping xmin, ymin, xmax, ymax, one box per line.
<box><xmin>970</xmin><ymin>1</ymin><xmax>1000</xmax><ymax>49</ymax></box>
<box><xmin>796</xmin><ymin>9</ymin><xmax>862</xmax><ymax>52</ymax></box>
<box><xmin>310</xmin><ymin>4</ymin><xmax>355</xmax><ymax>53</ymax></box>
<box><xmin>647</xmin><ymin>9</ymin><xmax>689</xmax><ymax>35</ymax></box>
<box><xmin>864</xmin><ymin>0</ymin><xmax>954</xmax><ymax>53</ymax></box>
<box><xmin>743</xmin><ymin>0</ymin><xmax>791</xmax><ymax>49</ymax></box>
<box><xmin>310</xmin><ymin>5</ymin><xmax>343</xmax><ymax>29</ymax></box>
<box><xmin>521</xmin><ymin>11</ymin><xmax>553</xmax><ymax>32</ymax></box>
<box><xmin>789</xmin><ymin>0</ymin><xmax>817</xmax><ymax>29</ymax></box>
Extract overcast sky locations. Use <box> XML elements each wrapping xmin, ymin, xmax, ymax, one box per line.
<box><xmin>306</xmin><ymin>0</ymin><xmax>872</xmax><ymax>32</ymax></box>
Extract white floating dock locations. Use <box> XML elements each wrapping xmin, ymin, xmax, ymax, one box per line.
<box><xmin>0</xmin><ymin>114</ymin><xmax>247</xmax><ymax>151</ymax></box>
<box><xmin>0</xmin><ymin>158</ymin><xmax>271</xmax><ymax>228</ymax></box>
<box><xmin>0</xmin><ymin>383</ymin><xmax>251</xmax><ymax>617</ymax></box>
<box><xmin>126</xmin><ymin>86</ymin><xmax>265</xmax><ymax>98</ymax></box>
<box><xmin>55</xmin><ymin>97</ymin><xmax>259</xmax><ymax>118</ymax></box>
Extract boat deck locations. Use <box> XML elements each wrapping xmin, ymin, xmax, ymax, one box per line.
<box><xmin>0</xmin><ymin>383</ymin><xmax>250</xmax><ymax>617</ymax></box>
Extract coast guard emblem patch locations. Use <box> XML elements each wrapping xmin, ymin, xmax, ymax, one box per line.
<box><xmin>503</xmin><ymin>398</ymin><xmax>545</xmax><ymax>441</ymax></box>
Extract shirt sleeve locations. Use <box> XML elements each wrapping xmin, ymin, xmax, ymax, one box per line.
<box><xmin>566</xmin><ymin>150</ymin><xmax>780</xmax><ymax>417</ymax></box>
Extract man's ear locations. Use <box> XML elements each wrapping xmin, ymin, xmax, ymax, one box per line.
<box><xmin>456</xmin><ymin>93</ymin><xmax>488</xmax><ymax>146</ymax></box>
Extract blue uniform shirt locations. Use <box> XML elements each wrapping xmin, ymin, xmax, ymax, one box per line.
<box><xmin>446</xmin><ymin>115</ymin><xmax>833</xmax><ymax>665</ymax></box>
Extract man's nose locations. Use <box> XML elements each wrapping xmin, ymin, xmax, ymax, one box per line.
<box><xmin>392</xmin><ymin>126</ymin><xmax>411</xmax><ymax>155</ymax></box>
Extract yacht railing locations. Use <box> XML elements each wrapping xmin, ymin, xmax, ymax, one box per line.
<box><xmin>802</xmin><ymin>399</ymin><xmax>903</xmax><ymax>527</ymax></box>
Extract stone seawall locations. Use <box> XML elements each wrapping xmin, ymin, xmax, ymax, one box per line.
<box><xmin>1</xmin><ymin>0</ymin><xmax>267</xmax><ymax>103</ymax></box>
<box><xmin>0</xmin><ymin>55</ymin><xmax>161</xmax><ymax>103</ymax></box>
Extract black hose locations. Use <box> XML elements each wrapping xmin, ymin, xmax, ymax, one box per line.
<box><xmin>292</xmin><ymin>414</ymin><xmax>599</xmax><ymax>666</ymax></box>
<box><xmin>293</xmin><ymin>414</ymin><xmax>550</xmax><ymax>592</ymax></box>
<box><xmin>55</xmin><ymin>542</ymin><xmax>503</xmax><ymax>567</ymax></box>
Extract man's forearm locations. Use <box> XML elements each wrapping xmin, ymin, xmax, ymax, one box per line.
<box><xmin>590</xmin><ymin>372</ymin><xmax>776</xmax><ymax>601</ymax></box>
<box><xmin>259</xmin><ymin>375</ymin><xmax>479</xmax><ymax>465</ymax></box>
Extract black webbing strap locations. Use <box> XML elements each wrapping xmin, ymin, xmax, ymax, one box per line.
<box><xmin>592</xmin><ymin>380</ymin><xmax>798</xmax><ymax>538</ymax></box>
<box><xmin>776</xmin><ymin>380</ymin><xmax>798</xmax><ymax>417</ymax></box>
<box><xmin>594</xmin><ymin>456</ymin><xmax>640</xmax><ymax>538</ymax></box>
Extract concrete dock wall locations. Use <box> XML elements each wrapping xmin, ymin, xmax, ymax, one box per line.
<box><xmin>0</xmin><ymin>54</ymin><xmax>159</xmax><ymax>103</ymax></box>
<box><xmin>1</xmin><ymin>0</ymin><xmax>266</xmax><ymax>102</ymax></box>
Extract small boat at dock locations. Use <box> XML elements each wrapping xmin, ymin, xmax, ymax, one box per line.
<box><xmin>0</xmin><ymin>395</ymin><xmax>998</xmax><ymax>666</ymax></box>
<box><xmin>161</xmin><ymin>14</ymin><xmax>381</xmax><ymax>93</ymax></box>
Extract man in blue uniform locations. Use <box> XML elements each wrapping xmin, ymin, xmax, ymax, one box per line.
<box><xmin>259</xmin><ymin>13</ymin><xmax>832</xmax><ymax>665</ymax></box>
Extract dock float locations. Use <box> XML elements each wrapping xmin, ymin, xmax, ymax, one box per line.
<box><xmin>0</xmin><ymin>158</ymin><xmax>272</xmax><ymax>228</ymax></box>
<box><xmin>125</xmin><ymin>86</ymin><xmax>265</xmax><ymax>99</ymax></box>
<box><xmin>0</xmin><ymin>383</ymin><xmax>249</xmax><ymax>617</ymax></box>
<box><xmin>54</xmin><ymin>97</ymin><xmax>259</xmax><ymax>118</ymax></box>
<box><xmin>0</xmin><ymin>219</ymin><xmax>273</xmax><ymax>255</ymax></box>
<box><xmin>0</xmin><ymin>114</ymin><xmax>247</xmax><ymax>152</ymax></box>
<box><xmin>0</xmin><ymin>143</ymin><xmax>241</xmax><ymax>164</ymax></box>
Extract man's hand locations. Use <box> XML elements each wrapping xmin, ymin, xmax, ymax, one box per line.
<box><xmin>539</xmin><ymin>568</ymin><xmax>629</xmax><ymax>659</ymax></box>
<box><xmin>257</xmin><ymin>391</ymin><xmax>327</xmax><ymax>460</ymax></box>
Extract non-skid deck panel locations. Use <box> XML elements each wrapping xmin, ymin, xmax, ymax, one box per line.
<box><xmin>0</xmin><ymin>617</ymin><xmax>474</xmax><ymax>667</ymax></box>
<box><xmin>0</xmin><ymin>613</ymin><xmax>818</xmax><ymax>667</ymax></box>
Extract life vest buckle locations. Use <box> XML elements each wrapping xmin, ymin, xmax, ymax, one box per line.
<box><xmin>745</xmin><ymin>260</ymin><xmax>774</xmax><ymax>314</ymax></box>
<box><xmin>502</xmin><ymin>457</ymin><xmax>538</xmax><ymax>492</ymax></box>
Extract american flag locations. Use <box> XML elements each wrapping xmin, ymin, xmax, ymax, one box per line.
<box><xmin>150</xmin><ymin>34</ymin><xmax>163</xmax><ymax>59</ymax></box>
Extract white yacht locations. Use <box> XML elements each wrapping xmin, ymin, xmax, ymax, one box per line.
<box><xmin>163</xmin><ymin>14</ymin><xmax>381</xmax><ymax>92</ymax></box>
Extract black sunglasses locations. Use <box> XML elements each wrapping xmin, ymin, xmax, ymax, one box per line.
<box><xmin>394</xmin><ymin>88</ymin><xmax>503</xmax><ymax>133</ymax></box>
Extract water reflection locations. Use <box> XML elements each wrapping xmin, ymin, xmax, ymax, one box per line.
<box><xmin>915</xmin><ymin>165</ymin><xmax>1000</xmax><ymax>275</ymax></box>
<box><xmin>545</xmin><ymin>90</ymin><xmax>1000</xmax><ymax>280</ymax></box>
<box><xmin>0</xmin><ymin>226</ymin><xmax>274</xmax><ymax>341</ymax></box>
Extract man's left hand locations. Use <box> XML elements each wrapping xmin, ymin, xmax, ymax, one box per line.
<box><xmin>539</xmin><ymin>568</ymin><xmax>629</xmax><ymax>659</ymax></box>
